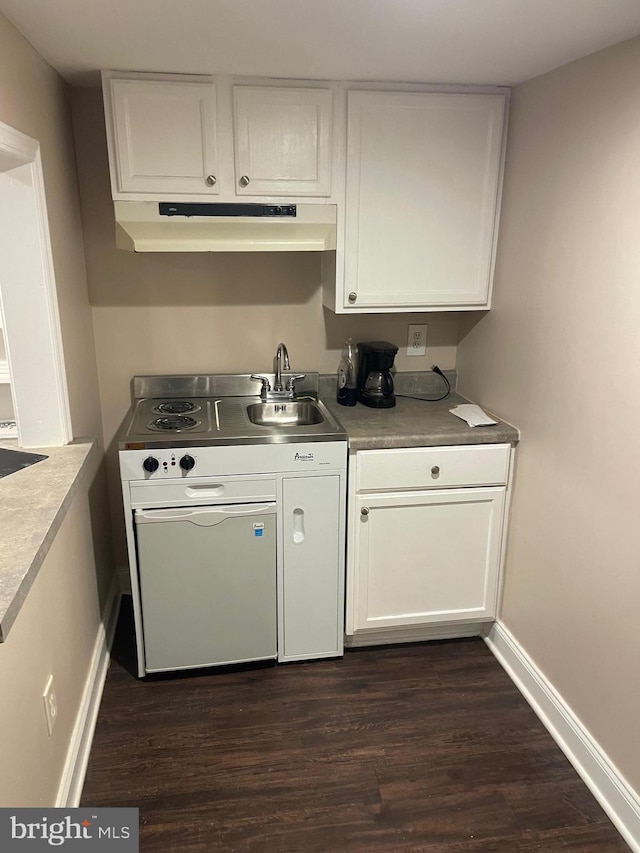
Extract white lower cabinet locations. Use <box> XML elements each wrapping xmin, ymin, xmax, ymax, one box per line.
<box><xmin>346</xmin><ymin>444</ymin><xmax>512</xmax><ymax>641</ymax></box>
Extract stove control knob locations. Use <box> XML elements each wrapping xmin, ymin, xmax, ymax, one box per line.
<box><xmin>180</xmin><ymin>454</ymin><xmax>196</xmax><ymax>472</ymax></box>
<box><xmin>143</xmin><ymin>456</ymin><xmax>159</xmax><ymax>474</ymax></box>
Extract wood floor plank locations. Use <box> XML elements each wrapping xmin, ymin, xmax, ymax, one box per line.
<box><xmin>81</xmin><ymin>598</ymin><xmax>629</xmax><ymax>852</ymax></box>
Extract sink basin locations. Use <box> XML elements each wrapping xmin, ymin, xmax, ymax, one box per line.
<box><xmin>247</xmin><ymin>401</ymin><xmax>325</xmax><ymax>427</ymax></box>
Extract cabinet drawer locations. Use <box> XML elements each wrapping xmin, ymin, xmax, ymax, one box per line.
<box><xmin>356</xmin><ymin>444</ymin><xmax>510</xmax><ymax>491</ymax></box>
<box><xmin>128</xmin><ymin>477</ymin><xmax>277</xmax><ymax>508</ymax></box>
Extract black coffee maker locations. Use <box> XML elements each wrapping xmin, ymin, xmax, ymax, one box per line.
<box><xmin>357</xmin><ymin>341</ymin><xmax>398</xmax><ymax>408</ymax></box>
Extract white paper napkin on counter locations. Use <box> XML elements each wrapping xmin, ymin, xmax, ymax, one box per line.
<box><xmin>449</xmin><ymin>404</ymin><xmax>498</xmax><ymax>428</ymax></box>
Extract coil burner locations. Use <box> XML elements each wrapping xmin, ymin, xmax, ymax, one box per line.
<box><xmin>152</xmin><ymin>401</ymin><xmax>201</xmax><ymax>415</ymax></box>
<box><xmin>147</xmin><ymin>415</ymin><xmax>200</xmax><ymax>432</ymax></box>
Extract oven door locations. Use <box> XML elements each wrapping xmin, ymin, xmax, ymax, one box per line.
<box><xmin>134</xmin><ymin>502</ymin><xmax>277</xmax><ymax>673</ymax></box>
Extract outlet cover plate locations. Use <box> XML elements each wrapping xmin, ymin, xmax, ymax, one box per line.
<box><xmin>407</xmin><ymin>324</ymin><xmax>427</xmax><ymax>357</ymax></box>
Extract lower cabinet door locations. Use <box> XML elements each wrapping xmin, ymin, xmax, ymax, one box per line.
<box><xmin>280</xmin><ymin>474</ymin><xmax>343</xmax><ymax>660</ymax></box>
<box><xmin>353</xmin><ymin>487</ymin><xmax>506</xmax><ymax>631</ymax></box>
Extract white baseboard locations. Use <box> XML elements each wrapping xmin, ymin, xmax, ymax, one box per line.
<box><xmin>485</xmin><ymin>622</ymin><xmax>640</xmax><ymax>852</ymax></box>
<box><xmin>346</xmin><ymin>621</ymin><xmax>487</xmax><ymax>648</ymax></box>
<box><xmin>56</xmin><ymin>577</ymin><xmax>121</xmax><ymax>808</ymax></box>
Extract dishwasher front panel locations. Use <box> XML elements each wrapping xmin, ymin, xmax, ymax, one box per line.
<box><xmin>134</xmin><ymin>503</ymin><xmax>277</xmax><ymax>673</ymax></box>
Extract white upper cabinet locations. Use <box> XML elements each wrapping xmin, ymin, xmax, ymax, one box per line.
<box><xmin>233</xmin><ymin>86</ymin><xmax>332</xmax><ymax>197</ymax></box>
<box><xmin>103</xmin><ymin>73</ymin><xmax>510</xmax><ymax>314</ymax></box>
<box><xmin>103</xmin><ymin>73</ymin><xmax>334</xmax><ymax>202</ymax></box>
<box><xmin>109</xmin><ymin>78</ymin><xmax>219</xmax><ymax>196</ymax></box>
<box><xmin>338</xmin><ymin>90</ymin><xmax>507</xmax><ymax>312</ymax></box>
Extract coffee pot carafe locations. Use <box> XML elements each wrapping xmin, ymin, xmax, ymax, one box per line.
<box><xmin>357</xmin><ymin>341</ymin><xmax>398</xmax><ymax>408</ymax></box>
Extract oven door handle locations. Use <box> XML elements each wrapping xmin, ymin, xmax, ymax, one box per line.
<box><xmin>134</xmin><ymin>503</ymin><xmax>276</xmax><ymax>527</ymax></box>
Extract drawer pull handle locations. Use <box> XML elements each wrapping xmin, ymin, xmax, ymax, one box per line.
<box><xmin>292</xmin><ymin>507</ymin><xmax>305</xmax><ymax>544</ymax></box>
<box><xmin>431</xmin><ymin>465</ymin><xmax>440</xmax><ymax>477</ymax></box>
<box><xmin>361</xmin><ymin>506</ymin><xmax>370</xmax><ymax>517</ymax></box>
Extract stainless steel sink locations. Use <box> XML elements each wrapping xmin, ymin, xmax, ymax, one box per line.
<box><xmin>247</xmin><ymin>401</ymin><xmax>325</xmax><ymax>427</ymax></box>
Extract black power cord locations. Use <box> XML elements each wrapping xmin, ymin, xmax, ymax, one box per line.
<box><xmin>395</xmin><ymin>364</ymin><xmax>451</xmax><ymax>402</ymax></box>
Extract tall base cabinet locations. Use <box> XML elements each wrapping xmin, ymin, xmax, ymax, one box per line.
<box><xmin>345</xmin><ymin>443</ymin><xmax>514</xmax><ymax>646</ymax></box>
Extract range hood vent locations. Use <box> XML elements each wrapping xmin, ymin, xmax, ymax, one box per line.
<box><xmin>114</xmin><ymin>201</ymin><xmax>337</xmax><ymax>253</ymax></box>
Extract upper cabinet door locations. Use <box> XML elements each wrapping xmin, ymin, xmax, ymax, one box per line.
<box><xmin>110</xmin><ymin>79</ymin><xmax>219</xmax><ymax>195</ymax></box>
<box><xmin>232</xmin><ymin>86</ymin><xmax>333</xmax><ymax>197</ymax></box>
<box><xmin>344</xmin><ymin>91</ymin><xmax>506</xmax><ymax>311</ymax></box>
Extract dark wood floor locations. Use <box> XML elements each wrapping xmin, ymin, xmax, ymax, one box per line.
<box><xmin>81</xmin><ymin>598</ymin><xmax>628</xmax><ymax>852</ymax></box>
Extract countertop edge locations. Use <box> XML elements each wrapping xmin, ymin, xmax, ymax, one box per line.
<box><xmin>0</xmin><ymin>439</ymin><xmax>97</xmax><ymax>642</ymax></box>
<box><xmin>346</xmin><ymin>429</ymin><xmax>520</xmax><ymax>452</ymax></box>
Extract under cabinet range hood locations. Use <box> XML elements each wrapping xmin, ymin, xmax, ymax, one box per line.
<box><xmin>113</xmin><ymin>201</ymin><xmax>337</xmax><ymax>253</ymax></box>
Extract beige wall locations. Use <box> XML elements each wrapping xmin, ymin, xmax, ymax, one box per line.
<box><xmin>0</xmin><ymin>13</ymin><xmax>114</xmax><ymax>805</ymax></box>
<box><xmin>457</xmin><ymin>37</ymin><xmax>640</xmax><ymax>792</ymax></box>
<box><xmin>0</xmin><ymin>15</ymin><xmax>101</xmax><ymax>441</ymax></box>
<box><xmin>0</xmin><ymin>489</ymin><xmax>103</xmax><ymax>805</ymax></box>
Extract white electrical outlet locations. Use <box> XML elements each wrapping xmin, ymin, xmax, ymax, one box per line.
<box><xmin>43</xmin><ymin>674</ymin><xmax>58</xmax><ymax>736</ymax></box>
<box><xmin>407</xmin><ymin>324</ymin><xmax>427</xmax><ymax>357</ymax></box>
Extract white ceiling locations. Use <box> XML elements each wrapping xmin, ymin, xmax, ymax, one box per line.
<box><xmin>1</xmin><ymin>0</ymin><xmax>640</xmax><ymax>88</ymax></box>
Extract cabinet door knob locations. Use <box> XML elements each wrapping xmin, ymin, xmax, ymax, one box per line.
<box><xmin>239</xmin><ymin>175</ymin><xmax>250</xmax><ymax>187</ymax></box>
<box><xmin>431</xmin><ymin>465</ymin><xmax>440</xmax><ymax>476</ymax></box>
<box><xmin>205</xmin><ymin>174</ymin><xmax>217</xmax><ymax>186</ymax></box>
<box><xmin>360</xmin><ymin>506</ymin><xmax>370</xmax><ymax>517</ymax></box>
<box><xmin>348</xmin><ymin>292</ymin><xmax>357</xmax><ymax>303</ymax></box>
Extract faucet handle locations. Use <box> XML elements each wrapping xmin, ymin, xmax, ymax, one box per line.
<box><xmin>286</xmin><ymin>373</ymin><xmax>307</xmax><ymax>393</ymax></box>
<box><xmin>250</xmin><ymin>374</ymin><xmax>271</xmax><ymax>396</ymax></box>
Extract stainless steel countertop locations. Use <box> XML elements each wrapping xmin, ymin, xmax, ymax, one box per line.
<box><xmin>119</xmin><ymin>372</ymin><xmax>347</xmax><ymax>449</ymax></box>
<box><xmin>119</xmin><ymin>395</ymin><xmax>347</xmax><ymax>449</ymax></box>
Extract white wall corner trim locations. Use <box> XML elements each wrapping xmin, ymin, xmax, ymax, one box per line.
<box><xmin>0</xmin><ymin>119</ymin><xmax>73</xmax><ymax>448</ymax></box>
<box><xmin>485</xmin><ymin>622</ymin><xmax>640</xmax><ymax>853</ymax></box>
<box><xmin>56</xmin><ymin>578</ymin><xmax>121</xmax><ymax>808</ymax></box>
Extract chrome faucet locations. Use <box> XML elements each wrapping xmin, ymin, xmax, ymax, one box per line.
<box><xmin>251</xmin><ymin>343</ymin><xmax>306</xmax><ymax>401</ymax></box>
<box><xmin>273</xmin><ymin>342</ymin><xmax>290</xmax><ymax>391</ymax></box>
